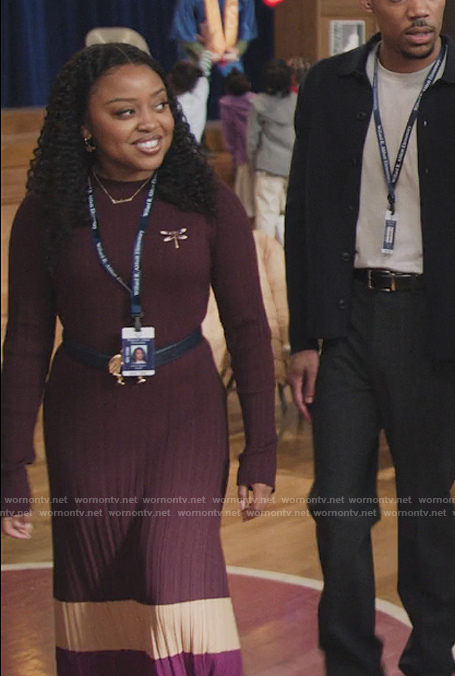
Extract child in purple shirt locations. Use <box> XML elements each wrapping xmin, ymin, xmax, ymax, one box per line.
<box><xmin>219</xmin><ymin>69</ymin><xmax>255</xmax><ymax>218</ymax></box>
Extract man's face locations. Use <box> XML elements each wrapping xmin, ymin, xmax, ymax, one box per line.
<box><xmin>361</xmin><ymin>0</ymin><xmax>446</xmax><ymax>71</ymax></box>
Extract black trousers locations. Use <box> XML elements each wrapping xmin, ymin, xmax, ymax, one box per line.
<box><xmin>310</xmin><ymin>280</ymin><xmax>455</xmax><ymax>676</ymax></box>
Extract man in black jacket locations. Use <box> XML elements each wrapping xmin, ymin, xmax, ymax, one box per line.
<box><xmin>285</xmin><ymin>0</ymin><xmax>455</xmax><ymax>674</ymax></box>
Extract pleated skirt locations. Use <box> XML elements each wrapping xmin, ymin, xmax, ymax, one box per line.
<box><xmin>43</xmin><ymin>341</ymin><xmax>243</xmax><ymax>675</ymax></box>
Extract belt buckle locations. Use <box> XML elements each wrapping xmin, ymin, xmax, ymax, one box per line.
<box><xmin>388</xmin><ymin>272</ymin><xmax>396</xmax><ymax>292</ymax></box>
<box><xmin>367</xmin><ymin>269</ymin><xmax>374</xmax><ymax>290</ymax></box>
<box><xmin>382</xmin><ymin>270</ymin><xmax>395</xmax><ymax>292</ymax></box>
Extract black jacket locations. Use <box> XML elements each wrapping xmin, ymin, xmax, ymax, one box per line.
<box><xmin>285</xmin><ymin>33</ymin><xmax>455</xmax><ymax>360</ymax></box>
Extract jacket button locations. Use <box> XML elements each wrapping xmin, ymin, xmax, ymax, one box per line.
<box><xmin>351</xmin><ymin>158</ymin><xmax>358</xmax><ymax>167</ymax></box>
<box><xmin>357</xmin><ymin>111</ymin><xmax>368</xmax><ymax>120</ymax></box>
<box><xmin>338</xmin><ymin>298</ymin><xmax>347</xmax><ymax>309</ymax></box>
<box><xmin>341</xmin><ymin>251</ymin><xmax>350</xmax><ymax>262</ymax></box>
<box><xmin>345</xmin><ymin>205</ymin><xmax>355</xmax><ymax>214</ymax></box>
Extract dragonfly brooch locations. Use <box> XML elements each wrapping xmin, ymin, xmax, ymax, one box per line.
<box><xmin>160</xmin><ymin>228</ymin><xmax>188</xmax><ymax>249</ymax></box>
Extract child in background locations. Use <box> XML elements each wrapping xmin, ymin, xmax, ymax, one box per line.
<box><xmin>287</xmin><ymin>56</ymin><xmax>312</xmax><ymax>93</ymax></box>
<box><xmin>247</xmin><ymin>59</ymin><xmax>297</xmax><ymax>245</ymax></box>
<box><xmin>219</xmin><ymin>69</ymin><xmax>255</xmax><ymax>219</ymax></box>
<box><xmin>167</xmin><ymin>50</ymin><xmax>213</xmax><ymax>143</ymax></box>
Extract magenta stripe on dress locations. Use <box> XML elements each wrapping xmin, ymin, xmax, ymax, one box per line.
<box><xmin>56</xmin><ymin>648</ymin><xmax>243</xmax><ymax>675</ymax></box>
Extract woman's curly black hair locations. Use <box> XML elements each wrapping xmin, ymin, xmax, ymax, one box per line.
<box><xmin>27</xmin><ymin>43</ymin><xmax>217</xmax><ymax>260</ymax></box>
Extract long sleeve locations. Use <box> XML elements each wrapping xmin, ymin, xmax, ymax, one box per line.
<box><xmin>238</xmin><ymin>0</ymin><xmax>258</xmax><ymax>41</ymax></box>
<box><xmin>170</xmin><ymin>0</ymin><xmax>201</xmax><ymax>42</ymax></box>
<box><xmin>1</xmin><ymin>195</ymin><xmax>56</xmax><ymax>516</ymax></box>
<box><xmin>210</xmin><ymin>182</ymin><xmax>277</xmax><ymax>488</ymax></box>
<box><xmin>284</xmin><ymin>74</ymin><xmax>319</xmax><ymax>353</ymax></box>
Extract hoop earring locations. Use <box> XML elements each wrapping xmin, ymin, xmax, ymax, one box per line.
<box><xmin>84</xmin><ymin>136</ymin><xmax>96</xmax><ymax>153</ymax></box>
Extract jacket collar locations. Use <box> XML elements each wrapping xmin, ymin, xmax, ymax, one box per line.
<box><xmin>339</xmin><ymin>32</ymin><xmax>455</xmax><ymax>84</ymax></box>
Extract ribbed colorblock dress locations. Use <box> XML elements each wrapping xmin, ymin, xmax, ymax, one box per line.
<box><xmin>1</xmin><ymin>177</ymin><xmax>277</xmax><ymax>675</ymax></box>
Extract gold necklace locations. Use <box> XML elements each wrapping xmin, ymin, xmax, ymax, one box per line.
<box><xmin>93</xmin><ymin>171</ymin><xmax>151</xmax><ymax>205</ymax></box>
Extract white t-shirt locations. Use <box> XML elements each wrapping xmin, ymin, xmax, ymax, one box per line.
<box><xmin>177</xmin><ymin>76</ymin><xmax>210</xmax><ymax>143</ymax></box>
<box><xmin>355</xmin><ymin>45</ymin><xmax>444</xmax><ymax>273</ymax></box>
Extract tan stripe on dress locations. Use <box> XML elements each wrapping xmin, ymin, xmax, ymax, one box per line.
<box><xmin>54</xmin><ymin>597</ymin><xmax>240</xmax><ymax>659</ymax></box>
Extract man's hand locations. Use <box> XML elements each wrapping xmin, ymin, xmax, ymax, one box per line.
<box><xmin>287</xmin><ymin>349</ymin><xmax>320</xmax><ymax>421</ymax></box>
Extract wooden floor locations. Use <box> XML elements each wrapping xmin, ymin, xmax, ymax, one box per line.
<box><xmin>0</xmin><ymin>109</ymin><xmax>438</xmax><ymax>676</ymax></box>
<box><xmin>2</xmin><ymin>565</ymin><xmax>412</xmax><ymax>676</ymax></box>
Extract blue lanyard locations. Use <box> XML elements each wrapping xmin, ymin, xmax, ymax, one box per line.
<box><xmin>87</xmin><ymin>174</ymin><xmax>157</xmax><ymax>330</ymax></box>
<box><xmin>373</xmin><ymin>44</ymin><xmax>445</xmax><ymax>215</ymax></box>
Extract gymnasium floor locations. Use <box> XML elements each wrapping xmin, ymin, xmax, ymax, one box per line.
<box><xmin>0</xmin><ymin>392</ymin><xmax>413</xmax><ymax>676</ymax></box>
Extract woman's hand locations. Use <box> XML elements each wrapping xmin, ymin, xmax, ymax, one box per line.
<box><xmin>1</xmin><ymin>515</ymin><xmax>33</xmax><ymax>539</ymax></box>
<box><xmin>238</xmin><ymin>483</ymin><xmax>273</xmax><ymax>522</ymax></box>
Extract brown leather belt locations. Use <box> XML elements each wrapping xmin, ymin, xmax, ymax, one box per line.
<box><xmin>353</xmin><ymin>268</ymin><xmax>424</xmax><ymax>292</ymax></box>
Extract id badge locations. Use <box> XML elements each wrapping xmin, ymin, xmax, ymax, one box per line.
<box><xmin>121</xmin><ymin>327</ymin><xmax>155</xmax><ymax>377</ymax></box>
<box><xmin>382</xmin><ymin>210</ymin><xmax>397</xmax><ymax>254</ymax></box>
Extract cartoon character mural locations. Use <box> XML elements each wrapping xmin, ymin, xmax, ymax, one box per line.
<box><xmin>170</xmin><ymin>0</ymin><xmax>258</xmax><ymax>75</ymax></box>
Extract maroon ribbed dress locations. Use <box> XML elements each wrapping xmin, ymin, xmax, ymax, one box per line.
<box><xmin>1</xmin><ymin>177</ymin><xmax>277</xmax><ymax>675</ymax></box>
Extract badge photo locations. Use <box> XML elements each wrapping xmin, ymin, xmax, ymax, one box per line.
<box><xmin>121</xmin><ymin>327</ymin><xmax>155</xmax><ymax>377</ymax></box>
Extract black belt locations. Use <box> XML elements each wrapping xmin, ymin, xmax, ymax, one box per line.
<box><xmin>63</xmin><ymin>328</ymin><xmax>202</xmax><ymax>372</ymax></box>
<box><xmin>353</xmin><ymin>268</ymin><xmax>424</xmax><ymax>292</ymax></box>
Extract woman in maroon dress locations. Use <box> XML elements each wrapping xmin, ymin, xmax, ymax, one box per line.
<box><xmin>1</xmin><ymin>44</ymin><xmax>277</xmax><ymax>675</ymax></box>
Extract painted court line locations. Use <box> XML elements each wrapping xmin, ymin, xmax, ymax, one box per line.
<box><xmin>1</xmin><ymin>561</ymin><xmax>411</xmax><ymax>628</ymax></box>
<box><xmin>227</xmin><ymin>565</ymin><xmax>411</xmax><ymax>627</ymax></box>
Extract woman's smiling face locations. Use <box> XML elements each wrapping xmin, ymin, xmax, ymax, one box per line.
<box><xmin>82</xmin><ymin>63</ymin><xmax>175</xmax><ymax>181</ymax></box>
<box><xmin>133</xmin><ymin>348</ymin><xmax>146</xmax><ymax>362</ymax></box>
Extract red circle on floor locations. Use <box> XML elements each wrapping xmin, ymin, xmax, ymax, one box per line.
<box><xmin>1</xmin><ymin>567</ymin><xmax>410</xmax><ymax>675</ymax></box>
